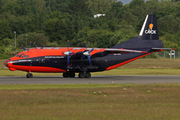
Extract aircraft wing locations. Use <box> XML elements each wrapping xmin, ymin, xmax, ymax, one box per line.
<box><xmin>105</xmin><ymin>49</ymin><xmax>148</xmax><ymax>53</ymax></box>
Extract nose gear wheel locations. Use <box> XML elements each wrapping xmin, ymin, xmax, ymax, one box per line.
<box><xmin>26</xmin><ymin>73</ymin><xmax>33</xmax><ymax>78</ymax></box>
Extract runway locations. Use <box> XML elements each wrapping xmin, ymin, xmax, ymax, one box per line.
<box><xmin>0</xmin><ymin>75</ymin><xmax>180</xmax><ymax>84</ymax></box>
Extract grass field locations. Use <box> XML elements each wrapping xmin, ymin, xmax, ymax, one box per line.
<box><xmin>0</xmin><ymin>84</ymin><xmax>180</xmax><ymax>120</ymax></box>
<box><xmin>1</xmin><ymin>59</ymin><xmax>180</xmax><ymax>119</ymax></box>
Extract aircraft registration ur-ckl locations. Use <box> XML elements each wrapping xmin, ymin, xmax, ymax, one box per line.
<box><xmin>4</xmin><ymin>14</ymin><xmax>173</xmax><ymax>78</ymax></box>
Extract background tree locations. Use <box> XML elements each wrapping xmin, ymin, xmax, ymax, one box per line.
<box><xmin>0</xmin><ymin>0</ymin><xmax>180</xmax><ymax>58</ymax></box>
<box><xmin>17</xmin><ymin>32</ymin><xmax>49</xmax><ymax>48</ymax></box>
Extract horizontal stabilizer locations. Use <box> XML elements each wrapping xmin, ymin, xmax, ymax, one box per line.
<box><xmin>151</xmin><ymin>48</ymin><xmax>175</xmax><ymax>50</ymax></box>
<box><xmin>105</xmin><ymin>48</ymin><xmax>148</xmax><ymax>53</ymax></box>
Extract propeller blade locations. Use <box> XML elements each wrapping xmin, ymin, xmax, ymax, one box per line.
<box><xmin>28</xmin><ymin>41</ymin><xmax>32</xmax><ymax>48</ymax></box>
<box><xmin>21</xmin><ymin>45</ymin><xmax>25</xmax><ymax>50</ymax></box>
<box><xmin>34</xmin><ymin>42</ymin><xmax>37</xmax><ymax>48</ymax></box>
<box><xmin>41</xmin><ymin>44</ymin><xmax>44</xmax><ymax>49</ymax></box>
<box><xmin>82</xmin><ymin>56</ymin><xmax>86</xmax><ymax>60</ymax></box>
<box><xmin>87</xmin><ymin>56</ymin><xmax>92</xmax><ymax>65</ymax></box>
<box><xmin>89</xmin><ymin>48</ymin><xmax>94</xmax><ymax>53</ymax></box>
<box><xmin>67</xmin><ymin>56</ymin><xmax>70</xmax><ymax>66</ymax></box>
<box><xmin>67</xmin><ymin>40</ymin><xmax>69</xmax><ymax>50</ymax></box>
<box><xmin>84</xmin><ymin>41</ymin><xmax>87</xmax><ymax>49</ymax></box>
<box><xmin>82</xmin><ymin>42</ymin><xmax>94</xmax><ymax>65</ymax></box>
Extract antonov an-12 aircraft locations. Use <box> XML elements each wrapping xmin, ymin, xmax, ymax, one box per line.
<box><xmin>4</xmin><ymin>14</ymin><xmax>172</xmax><ymax>78</ymax></box>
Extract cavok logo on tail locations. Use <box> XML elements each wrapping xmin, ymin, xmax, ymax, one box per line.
<box><xmin>145</xmin><ymin>23</ymin><xmax>156</xmax><ymax>34</ymax></box>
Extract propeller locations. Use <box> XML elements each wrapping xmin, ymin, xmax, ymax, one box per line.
<box><xmin>28</xmin><ymin>41</ymin><xmax>32</xmax><ymax>48</ymax></box>
<box><xmin>21</xmin><ymin>45</ymin><xmax>25</xmax><ymax>50</ymax></box>
<box><xmin>63</xmin><ymin>40</ymin><xmax>74</xmax><ymax>66</ymax></box>
<box><xmin>34</xmin><ymin>42</ymin><xmax>37</xmax><ymax>48</ymax></box>
<box><xmin>41</xmin><ymin>44</ymin><xmax>44</xmax><ymax>49</ymax></box>
<box><xmin>82</xmin><ymin>41</ymin><xmax>94</xmax><ymax>66</ymax></box>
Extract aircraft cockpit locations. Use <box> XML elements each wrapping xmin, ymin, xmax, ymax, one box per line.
<box><xmin>15</xmin><ymin>53</ymin><xmax>29</xmax><ymax>58</ymax></box>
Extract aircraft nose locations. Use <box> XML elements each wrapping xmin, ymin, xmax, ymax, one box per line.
<box><xmin>4</xmin><ymin>59</ymin><xmax>11</xmax><ymax>67</ymax></box>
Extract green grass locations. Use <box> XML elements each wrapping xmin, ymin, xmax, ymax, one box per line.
<box><xmin>0</xmin><ymin>84</ymin><xmax>129</xmax><ymax>90</ymax></box>
<box><xmin>0</xmin><ymin>84</ymin><xmax>180</xmax><ymax>120</ymax></box>
<box><xmin>1</xmin><ymin>58</ymin><xmax>180</xmax><ymax>120</ymax></box>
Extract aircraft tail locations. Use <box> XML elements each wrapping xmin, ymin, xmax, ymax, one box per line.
<box><xmin>112</xmin><ymin>14</ymin><xmax>163</xmax><ymax>49</ymax></box>
<box><xmin>139</xmin><ymin>14</ymin><xmax>159</xmax><ymax>40</ymax></box>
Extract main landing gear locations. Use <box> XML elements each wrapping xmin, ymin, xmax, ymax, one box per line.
<box><xmin>63</xmin><ymin>72</ymin><xmax>91</xmax><ymax>78</ymax></box>
<box><xmin>26</xmin><ymin>72</ymin><xmax>33</xmax><ymax>78</ymax></box>
<box><xmin>78</xmin><ymin>72</ymin><xmax>91</xmax><ymax>78</ymax></box>
<box><xmin>63</xmin><ymin>72</ymin><xmax>75</xmax><ymax>78</ymax></box>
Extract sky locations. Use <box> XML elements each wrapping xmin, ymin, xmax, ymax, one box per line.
<box><xmin>118</xmin><ymin>0</ymin><xmax>148</xmax><ymax>5</ymax></box>
<box><xmin>118</xmin><ymin>0</ymin><xmax>132</xmax><ymax>4</ymax></box>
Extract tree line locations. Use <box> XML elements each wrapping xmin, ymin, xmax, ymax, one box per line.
<box><xmin>0</xmin><ymin>0</ymin><xmax>180</xmax><ymax>58</ymax></box>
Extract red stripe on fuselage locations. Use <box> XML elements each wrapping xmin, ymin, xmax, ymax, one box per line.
<box><xmin>12</xmin><ymin>65</ymin><xmax>66</xmax><ymax>73</ymax></box>
<box><xmin>106</xmin><ymin>52</ymin><xmax>153</xmax><ymax>71</ymax></box>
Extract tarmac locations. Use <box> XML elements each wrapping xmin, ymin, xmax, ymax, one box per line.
<box><xmin>0</xmin><ymin>75</ymin><xmax>180</xmax><ymax>84</ymax></box>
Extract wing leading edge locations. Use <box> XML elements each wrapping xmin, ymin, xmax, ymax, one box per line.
<box><xmin>105</xmin><ymin>48</ymin><xmax>148</xmax><ymax>53</ymax></box>
<box><xmin>105</xmin><ymin>48</ymin><xmax>174</xmax><ymax>54</ymax></box>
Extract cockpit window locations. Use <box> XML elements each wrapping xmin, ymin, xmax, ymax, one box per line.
<box><xmin>19</xmin><ymin>54</ymin><xmax>22</xmax><ymax>58</ymax></box>
<box><xmin>15</xmin><ymin>54</ymin><xmax>29</xmax><ymax>58</ymax></box>
<box><xmin>15</xmin><ymin>54</ymin><xmax>19</xmax><ymax>57</ymax></box>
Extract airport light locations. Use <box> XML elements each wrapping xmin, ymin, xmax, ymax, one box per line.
<box><xmin>26</xmin><ymin>35</ymin><xmax>28</xmax><ymax>48</ymax></box>
<box><xmin>14</xmin><ymin>31</ymin><xmax>16</xmax><ymax>48</ymax></box>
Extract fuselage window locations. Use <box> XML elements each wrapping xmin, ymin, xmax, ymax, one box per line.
<box><xmin>24</xmin><ymin>55</ymin><xmax>29</xmax><ymax>58</ymax></box>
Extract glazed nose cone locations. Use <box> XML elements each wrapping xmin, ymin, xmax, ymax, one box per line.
<box><xmin>4</xmin><ymin>59</ymin><xmax>11</xmax><ymax>67</ymax></box>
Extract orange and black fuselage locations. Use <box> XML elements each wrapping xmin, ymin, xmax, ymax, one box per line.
<box><xmin>4</xmin><ymin>46</ymin><xmax>162</xmax><ymax>73</ymax></box>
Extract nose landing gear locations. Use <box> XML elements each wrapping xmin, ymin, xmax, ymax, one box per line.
<box><xmin>26</xmin><ymin>72</ymin><xmax>33</xmax><ymax>78</ymax></box>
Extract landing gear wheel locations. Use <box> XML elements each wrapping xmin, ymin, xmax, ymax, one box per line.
<box><xmin>85</xmin><ymin>72</ymin><xmax>91</xmax><ymax>78</ymax></box>
<box><xmin>26</xmin><ymin>73</ymin><xmax>33</xmax><ymax>78</ymax></box>
<box><xmin>78</xmin><ymin>72</ymin><xmax>85</xmax><ymax>78</ymax></box>
<box><xmin>63</xmin><ymin>72</ymin><xmax>75</xmax><ymax>78</ymax></box>
<box><xmin>63</xmin><ymin>73</ymin><xmax>69</xmax><ymax>78</ymax></box>
<box><xmin>69</xmin><ymin>72</ymin><xmax>75</xmax><ymax>78</ymax></box>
